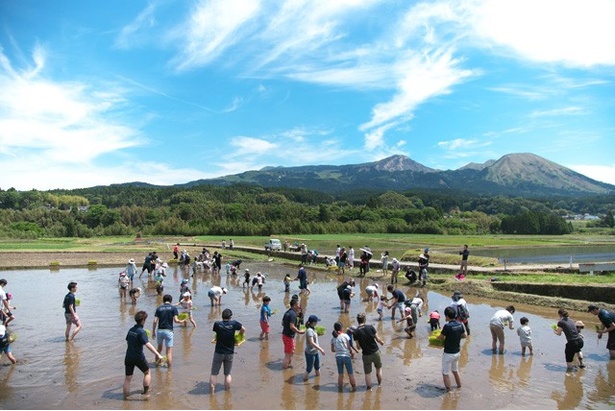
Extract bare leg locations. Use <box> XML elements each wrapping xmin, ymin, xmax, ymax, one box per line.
<box><xmin>209</xmin><ymin>375</ymin><xmax>217</xmax><ymax>394</ymax></box>
<box><xmin>452</xmin><ymin>370</ymin><xmax>461</xmax><ymax>388</ymax></box>
<box><xmin>123</xmin><ymin>375</ymin><xmax>132</xmax><ymax>399</ymax></box>
<box><xmin>224</xmin><ymin>374</ymin><xmax>232</xmax><ymax>391</ymax></box>
<box><xmin>443</xmin><ymin>374</ymin><xmax>452</xmax><ymax>391</ymax></box>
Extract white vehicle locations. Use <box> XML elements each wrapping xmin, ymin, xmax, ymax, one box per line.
<box><xmin>264</xmin><ymin>238</ymin><xmax>282</xmax><ymax>252</ymax></box>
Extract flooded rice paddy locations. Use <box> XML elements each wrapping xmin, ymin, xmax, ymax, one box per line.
<box><xmin>0</xmin><ymin>262</ymin><xmax>613</xmax><ymax>410</ymax></box>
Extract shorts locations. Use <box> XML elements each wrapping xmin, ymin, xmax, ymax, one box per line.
<box><xmin>335</xmin><ymin>355</ymin><xmax>354</xmax><ymax>375</ymax></box>
<box><xmin>283</xmin><ymin>334</ymin><xmax>296</xmax><ymax>354</ymax></box>
<box><xmin>520</xmin><ymin>341</ymin><xmax>532</xmax><ymax>348</ymax></box>
<box><xmin>260</xmin><ymin>319</ymin><xmax>270</xmax><ymax>333</ymax></box>
<box><xmin>362</xmin><ymin>351</ymin><xmax>382</xmax><ymax>374</ymax></box>
<box><xmin>125</xmin><ymin>357</ymin><xmax>149</xmax><ymax>376</ymax></box>
<box><xmin>1</xmin><ymin>344</ymin><xmax>12</xmax><ymax>354</ymax></box>
<box><xmin>442</xmin><ymin>352</ymin><xmax>460</xmax><ymax>375</ymax></box>
<box><xmin>565</xmin><ymin>338</ymin><xmax>583</xmax><ymax>363</ymax></box>
<box><xmin>607</xmin><ymin>331</ymin><xmax>615</xmax><ymax>351</ymax></box>
<box><xmin>377</xmin><ymin>308</ymin><xmax>383</xmax><ymax>315</ymax></box>
<box><xmin>64</xmin><ymin>313</ymin><xmax>79</xmax><ymax>325</ymax></box>
<box><xmin>208</xmin><ymin>290</ymin><xmax>215</xmax><ymax>298</ymax></box>
<box><xmin>299</xmin><ymin>279</ymin><xmax>308</xmax><ymax>290</ymax></box>
<box><xmin>210</xmin><ymin>352</ymin><xmax>234</xmax><ymax>376</ymax></box>
<box><xmin>156</xmin><ymin>329</ymin><xmax>174</xmax><ymax>348</ymax></box>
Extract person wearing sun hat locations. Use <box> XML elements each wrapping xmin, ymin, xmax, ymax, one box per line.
<box><xmin>303</xmin><ymin>314</ymin><xmax>325</xmax><ymax>382</ymax></box>
<box><xmin>588</xmin><ymin>304</ymin><xmax>615</xmax><ymax>359</ymax></box>
<box><xmin>125</xmin><ymin>258</ymin><xmax>138</xmax><ymax>286</ymax></box>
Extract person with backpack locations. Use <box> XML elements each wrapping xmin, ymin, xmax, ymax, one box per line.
<box><xmin>450</xmin><ymin>291</ymin><xmax>470</xmax><ymax>336</ymax></box>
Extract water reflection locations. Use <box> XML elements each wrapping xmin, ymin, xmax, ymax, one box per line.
<box><xmin>0</xmin><ymin>265</ymin><xmax>614</xmax><ymax>410</ymax></box>
<box><xmin>551</xmin><ymin>371</ymin><xmax>584</xmax><ymax>410</ymax></box>
<box><xmin>63</xmin><ymin>343</ymin><xmax>80</xmax><ymax>394</ymax></box>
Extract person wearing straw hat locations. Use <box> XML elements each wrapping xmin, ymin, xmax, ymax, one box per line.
<box><xmin>125</xmin><ymin>259</ymin><xmax>137</xmax><ymax>287</ymax></box>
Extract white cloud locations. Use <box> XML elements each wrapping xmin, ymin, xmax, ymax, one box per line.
<box><xmin>230</xmin><ymin>136</ymin><xmax>278</xmax><ymax>154</ymax></box>
<box><xmin>569</xmin><ymin>164</ymin><xmax>615</xmax><ymax>186</ymax></box>
<box><xmin>359</xmin><ymin>48</ymin><xmax>475</xmax><ymax>134</ymax></box>
<box><xmin>169</xmin><ymin>0</ymin><xmax>262</xmax><ymax>71</ymax></box>
<box><xmin>468</xmin><ymin>0</ymin><xmax>615</xmax><ymax>67</ymax></box>
<box><xmin>0</xmin><ymin>46</ymin><xmax>147</xmax><ymax>189</ymax></box>
<box><xmin>530</xmin><ymin>106</ymin><xmax>585</xmax><ymax>118</ymax></box>
<box><xmin>115</xmin><ymin>3</ymin><xmax>158</xmax><ymax>49</ymax></box>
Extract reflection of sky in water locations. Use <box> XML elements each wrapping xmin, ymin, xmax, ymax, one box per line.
<box><xmin>0</xmin><ymin>264</ymin><xmax>614</xmax><ymax>409</ymax></box>
<box><xmin>473</xmin><ymin>245</ymin><xmax>615</xmax><ymax>264</ymax></box>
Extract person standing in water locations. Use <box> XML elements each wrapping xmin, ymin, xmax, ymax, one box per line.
<box><xmin>437</xmin><ymin>306</ymin><xmax>467</xmax><ymax>391</ymax></box>
<box><xmin>63</xmin><ymin>281</ymin><xmax>82</xmax><ymax>342</ymax></box>
<box><xmin>123</xmin><ymin>310</ymin><xmax>163</xmax><ymax>399</ymax></box>
<box><xmin>554</xmin><ymin>308</ymin><xmax>584</xmax><ymax>371</ymax></box>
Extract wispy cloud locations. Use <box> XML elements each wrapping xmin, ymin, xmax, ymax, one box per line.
<box><xmin>530</xmin><ymin>106</ymin><xmax>585</xmax><ymax>118</ymax></box>
<box><xmin>168</xmin><ymin>0</ymin><xmax>262</xmax><ymax>71</ymax></box>
<box><xmin>115</xmin><ymin>2</ymin><xmax>158</xmax><ymax>49</ymax></box>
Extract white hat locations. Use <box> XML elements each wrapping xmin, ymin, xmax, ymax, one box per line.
<box><xmin>222</xmin><ymin>288</ymin><xmax>228</xmax><ymax>294</ymax></box>
<box><xmin>162</xmin><ymin>262</ymin><xmax>168</xmax><ymax>268</ymax></box>
<box><xmin>182</xmin><ymin>292</ymin><xmax>191</xmax><ymax>298</ymax></box>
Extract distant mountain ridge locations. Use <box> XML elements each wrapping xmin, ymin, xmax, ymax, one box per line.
<box><xmin>178</xmin><ymin>152</ymin><xmax>614</xmax><ymax>197</ymax></box>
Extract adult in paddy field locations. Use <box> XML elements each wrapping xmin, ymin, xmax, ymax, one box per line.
<box><xmin>122</xmin><ymin>310</ymin><xmax>163</xmax><ymax>400</ymax></box>
<box><xmin>588</xmin><ymin>304</ymin><xmax>615</xmax><ymax>359</ymax></box>
<box><xmin>282</xmin><ymin>298</ymin><xmax>305</xmax><ymax>369</ymax></box>
<box><xmin>437</xmin><ymin>306</ymin><xmax>467</xmax><ymax>392</ymax></box>
<box><xmin>63</xmin><ymin>281</ymin><xmax>82</xmax><ymax>342</ymax></box>
<box><xmin>353</xmin><ymin>312</ymin><xmax>385</xmax><ymax>390</ymax></box>
<box><xmin>295</xmin><ymin>263</ymin><xmax>310</xmax><ymax>295</ymax></box>
<box><xmin>209</xmin><ymin>308</ymin><xmax>245</xmax><ymax>394</ymax></box>
<box><xmin>152</xmin><ymin>294</ymin><xmax>186</xmax><ymax>368</ymax></box>
<box><xmin>489</xmin><ymin>305</ymin><xmax>515</xmax><ymax>354</ymax></box>
<box><xmin>386</xmin><ymin>284</ymin><xmax>406</xmax><ymax>320</ymax></box>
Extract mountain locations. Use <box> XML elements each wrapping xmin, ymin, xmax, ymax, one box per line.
<box><xmin>179</xmin><ymin>153</ymin><xmax>615</xmax><ymax>197</ymax></box>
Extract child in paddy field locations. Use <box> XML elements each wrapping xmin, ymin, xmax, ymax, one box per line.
<box><xmin>330</xmin><ymin>322</ymin><xmax>356</xmax><ymax>392</ymax></box>
<box><xmin>429</xmin><ymin>310</ymin><xmax>441</xmax><ymax>331</ymax></box>
<box><xmin>0</xmin><ymin>323</ymin><xmax>17</xmax><ymax>364</ymax></box>
<box><xmin>517</xmin><ymin>317</ymin><xmax>533</xmax><ymax>356</ymax></box>
<box><xmin>397</xmin><ymin>305</ymin><xmax>417</xmax><ymax>338</ymax></box>
<box><xmin>176</xmin><ymin>293</ymin><xmax>197</xmax><ymax>328</ymax></box>
<box><xmin>376</xmin><ymin>295</ymin><xmax>387</xmax><ymax>321</ymax></box>
<box><xmin>284</xmin><ymin>274</ymin><xmax>291</xmax><ymax>293</ymax></box>
<box><xmin>575</xmin><ymin>320</ymin><xmax>585</xmax><ymax>368</ymax></box>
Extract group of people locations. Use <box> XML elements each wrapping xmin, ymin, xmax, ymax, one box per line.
<box><xmin>36</xmin><ymin>242</ymin><xmax>615</xmax><ymax>400</ymax></box>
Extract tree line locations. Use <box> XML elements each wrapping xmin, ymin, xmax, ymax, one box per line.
<box><xmin>0</xmin><ymin>184</ymin><xmax>613</xmax><ymax>239</ymax></box>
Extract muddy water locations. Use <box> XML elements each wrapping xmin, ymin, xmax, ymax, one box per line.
<box><xmin>0</xmin><ymin>262</ymin><xmax>614</xmax><ymax>410</ymax></box>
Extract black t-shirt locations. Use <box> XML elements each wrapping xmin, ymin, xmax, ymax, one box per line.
<box><xmin>282</xmin><ymin>309</ymin><xmax>298</xmax><ymax>338</ymax></box>
<box><xmin>353</xmin><ymin>324</ymin><xmax>379</xmax><ymax>355</ymax></box>
<box><xmin>213</xmin><ymin>320</ymin><xmax>242</xmax><ymax>354</ymax></box>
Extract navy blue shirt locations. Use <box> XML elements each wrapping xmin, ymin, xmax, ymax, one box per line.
<box><xmin>598</xmin><ymin>309</ymin><xmax>615</xmax><ymax>329</ymax></box>
<box><xmin>63</xmin><ymin>292</ymin><xmax>76</xmax><ymax>314</ymax></box>
<box><xmin>213</xmin><ymin>320</ymin><xmax>242</xmax><ymax>354</ymax></box>
<box><xmin>392</xmin><ymin>289</ymin><xmax>405</xmax><ymax>303</ymax></box>
<box><xmin>155</xmin><ymin>303</ymin><xmax>178</xmax><ymax>330</ymax></box>
<box><xmin>282</xmin><ymin>309</ymin><xmax>298</xmax><ymax>338</ymax></box>
<box><xmin>441</xmin><ymin>320</ymin><xmax>465</xmax><ymax>354</ymax></box>
<box><xmin>125</xmin><ymin>324</ymin><xmax>148</xmax><ymax>361</ymax></box>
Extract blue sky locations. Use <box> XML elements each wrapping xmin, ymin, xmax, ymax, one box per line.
<box><xmin>1</xmin><ymin>0</ymin><xmax>614</xmax><ymax>191</ymax></box>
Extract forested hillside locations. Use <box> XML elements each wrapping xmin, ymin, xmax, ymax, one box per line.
<box><xmin>1</xmin><ymin>184</ymin><xmax>614</xmax><ymax>238</ymax></box>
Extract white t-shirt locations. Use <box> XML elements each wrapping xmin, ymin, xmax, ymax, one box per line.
<box><xmin>210</xmin><ymin>286</ymin><xmax>223</xmax><ymax>297</ymax></box>
<box><xmin>490</xmin><ymin>309</ymin><xmax>514</xmax><ymax>328</ymax></box>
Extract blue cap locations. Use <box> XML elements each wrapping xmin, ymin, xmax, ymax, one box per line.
<box><xmin>307</xmin><ymin>315</ymin><xmax>321</xmax><ymax>324</ymax></box>
<box><xmin>424</xmin><ymin>247</ymin><xmax>429</xmax><ymax>252</ymax></box>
